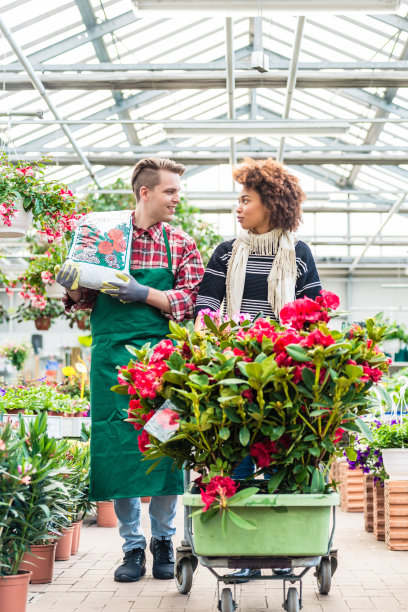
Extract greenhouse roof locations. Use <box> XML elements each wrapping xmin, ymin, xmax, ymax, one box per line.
<box><xmin>1</xmin><ymin>0</ymin><xmax>408</xmax><ymax>271</ymax></box>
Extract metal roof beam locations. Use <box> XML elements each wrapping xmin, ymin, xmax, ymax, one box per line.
<box><xmin>4</xmin><ymin>71</ymin><xmax>408</xmax><ymax>89</ymax></box>
<box><xmin>75</xmin><ymin>0</ymin><xmax>140</xmax><ymax>146</ymax></box>
<box><xmin>5</xmin><ymin>60</ymin><xmax>408</xmax><ymax>72</ymax></box>
<box><xmin>6</xmin><ymin>154</ymin><xmax>408</xmax><ymax>166</ymax></box>
<box><xmin>349</xmin><ymin>192</ymin><xmax>407</xmax><ymax>273</ymax></box>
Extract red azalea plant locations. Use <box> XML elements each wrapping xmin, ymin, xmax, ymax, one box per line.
<box><xmin>112</xmin><ymin>291</ymin><xmax>390</xmax><ymax>519</ymax></box>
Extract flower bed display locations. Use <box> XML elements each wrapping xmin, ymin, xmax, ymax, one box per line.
<box><xmin>113</xmin><ymin>291</ymin><xmax>390</xmax><ymax>530</ymax></box>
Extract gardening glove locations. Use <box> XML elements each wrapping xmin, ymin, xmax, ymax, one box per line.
<box><xmin>101</xmin><ymin>272</ymin><xmax>149</xmax><ymax>303</ymax></box>
<box><xmin>55</xmin><ymin>261</ymin><xmax>81</xmax><ymax>291</ymax></box>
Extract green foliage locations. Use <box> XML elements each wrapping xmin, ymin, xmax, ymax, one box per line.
<box><xmin>372</xmin><ymin>419</ymin><xmax>408</xmax><ymax>448</ymax></box>
<box><xmin>0</xmin><ymin>383</ymin><xmax>88</xmax><ymax>415</ymax></box>
<box><xmin>15</xmin><ymin>298</ymin><xmax>65</xmax><ymax>324</ymax></box>
<box><xmin>0</xmin><ymin>341</ymin><xmax>32</xmax><ymax>371</ymax></box>
<box><xmin>116</xmin><ymin>307</ymin><xmax>390</xmax><ymax>494</ymax></box>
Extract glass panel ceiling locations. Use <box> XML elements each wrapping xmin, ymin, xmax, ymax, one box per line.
<box><xmin>1</xmin><ymin>0</ymin><xmax>408</xmax><ymax>264</ymax></box>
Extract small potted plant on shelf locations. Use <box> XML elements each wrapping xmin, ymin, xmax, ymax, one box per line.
<box><xmin>14</xmin><ymin>298</ymin><xmax>65</xmax><ymax>331</ymax></box>
<box><xmin>0</xmin><ymin>152</ymin><xmax>88</xmax><ymax>241</ymax></box>
<box><xmin>0</xmin><ymin>341</ymin><xmax>32</xmax><ymax>372</ymax></box>
<box><xmin>113</xmin><ymin>291</ymin><xmax>390</xmax><ymax>553</ymax></box>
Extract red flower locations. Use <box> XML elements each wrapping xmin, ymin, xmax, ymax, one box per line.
<box><xmin>302</xmin><ymin>329</ymin><xmax>335</xmax><ymax>348</ymax></box>
<box><xmin>280</xmin><ymin>297</ymin><xmax>328</xmax><ymax>330</ymax></box>
<box><xmin>333</xmin><ymin>428</ymin><xmax>345</xmax><ymax>444</ymax></box>
<box><xmin>361</xmin><ymin>365</ymin><xmax>383</xmax><ymax>383</ymax></box>
<box><xmin>274</xmin><ymin>331</ymin><xmax>302</xmax><ymax>354</ymax></box>
<box><xmin>129</xmin><ymin>399</ymin><xmax>143</xmax><ymax>412</ymax></box>
<box><xmin>108</xmin><ymin>229</ymin><xmax>124</xmax><ymax>241</ymax></box>
<box><xmin>315</xmin><ymin>290</ymin><xmax>340</xmax><ymax>310</ymax></box>
<box><xmin>137</xmin><ymin>429</ymin><xmax>151</xmax><ymax>453</ymax></box>
<box><xmin>151</xmin><ymin>339</ymin><xmax>175</xmax><ymax>362</ymax></box>
<box><xmin>185</xmin><ymin>363</ymin><xmax>199</xmax><ymax>371</ymax></box>
<box><xmin>247</xmin><ymin>319</ymin><xmax>277</xmax><ymax>343</ymax></box>
<box><xmin>242</xmin><ymin>388</ymin><xmax>255</xmax><ymax>402</ymax></box>
<box><xmin>98</xmin><ymin>240</ymin><xmax>114</xmax><ymax>255</ymax></box>
<box><xmin>200</xmin><ymin>476</ymin><xmax>238</xmax><ymax>512</ymax></box>
<box><xmin>113</xmin><ymin>240</ymin><xmax>127</xmax><ymax>252</ymax></box>
<box><xmin>250</xmin><ymin>440</ymin><xmax>278</xmax><ymax>468</ymax></box>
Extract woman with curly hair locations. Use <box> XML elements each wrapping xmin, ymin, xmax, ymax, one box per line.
<box><xmin>194</xmin><ymin>158</ymin><xmax>322</xmax><ymax>581</ymax></box>
<box><xmin>195</xmin><ymin>157</ymin><xmax>321</xmax><ymax>323</ymax></box>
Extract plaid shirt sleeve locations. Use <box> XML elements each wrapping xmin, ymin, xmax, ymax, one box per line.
<box><xmin>163</xmin><ymin>235</ymin><xmax>205</xmax><ymax>322</ymax></box>
<box><xmin>62</xmin><ymin>287</ymin><xmax>99</xmax><ymax>313</ymax></box>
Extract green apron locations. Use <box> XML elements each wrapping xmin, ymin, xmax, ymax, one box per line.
<box><xmin>89</xmin><ymin>226</ymin><xmax>184</xmax><ymax>501</ymax></box>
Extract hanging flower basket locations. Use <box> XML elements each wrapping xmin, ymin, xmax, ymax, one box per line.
<box><xmin>0</xmin><ymin>152</ymin><xmax>88</xmax><ymax>243</ymax></box>
<box><xmin>44</xmin><ymin>282</ymin><xmax>65</xmax><ymax>299</ymax></box>
<box><xmin>0</xmin><ymin>193</ymin><xmax>33</xmax><ymax>238</ymax></box>
<box><xmin>381</xmin><ymin>448</ymin><xmax>408</xmax><ymax>480</ymax></box>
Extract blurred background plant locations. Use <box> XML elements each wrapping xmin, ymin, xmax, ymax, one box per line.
<box><xmin>0</xmin><ymin>341</ymin><xmax>32</xmax><ymax>371</ymax></box>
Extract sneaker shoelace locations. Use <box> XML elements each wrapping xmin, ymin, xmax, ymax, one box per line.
<box><xmin>152</xmin><ymin>538</ymin><xmax>174</xmax><ymax>564</ymax></box>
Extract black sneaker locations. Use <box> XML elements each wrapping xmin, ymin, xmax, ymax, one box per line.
<box><xmin>114</xmin><ymin>548</ymin><xmax>146</xmax><ymax>582</ymax></box>
<box><xmin>149</xmin><ymin>537</ymin><xmax>174</xmax><ymax>580</ymax></box>
<box><xmin>272</xmin><ymin>567</ymin><xmax>291</xmax><ymax>576</ymax></box>
<box><xmin>225</xmin><ymin>568</ymin><xmax>262</xmax><ymax>583</ymax></box>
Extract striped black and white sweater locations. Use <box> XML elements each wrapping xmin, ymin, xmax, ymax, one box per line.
<box><xmin>194</xmin><ymin>238</ymin><xmax>322</xmax><ymax>321</ymax></box>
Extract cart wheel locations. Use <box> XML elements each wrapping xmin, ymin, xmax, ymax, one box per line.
<box><xmin>174</xmin><ymin>557</ymin><xmax>194</xmax><ymax>594</ymax></box>
<box><xmin>220</xmin><ymin>587</ymin><xmax>236</xmax><ymax>612</ymax></box>
<box><xmin>317</xmin><ymin>556</ymin><xmax>331</xmax><ymax>594</ymax></box>
<box><xmin>285</xmin><ymin>587</ymin><xmax>300</xmax><ymax>612</ymax></box>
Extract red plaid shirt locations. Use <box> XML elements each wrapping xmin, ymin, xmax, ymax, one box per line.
<box><xmin>63</xmin><ymin>220</ymin><xmax>204</xmax><ymax>322</ymax></box>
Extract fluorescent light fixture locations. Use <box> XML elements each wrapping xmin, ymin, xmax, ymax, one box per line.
<box><xmin>132</xmin><ymin>0</ymin><xmax>402</xmax><ymax>15</ymax></box>
<box><xmin>163</xmin><ymin>120</ymin><xmax>350</xmax><ymax>137</ymax></box>
<box><xmin>381</xmin><ymin>283</ymin><xmax>408</xmax><ymax>288</ymax></box>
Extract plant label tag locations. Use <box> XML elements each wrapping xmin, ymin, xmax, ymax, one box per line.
<box><xmin>144</xmin><ymin>399</ymin><xmax>180</xmax><ymax>442</ymax></box>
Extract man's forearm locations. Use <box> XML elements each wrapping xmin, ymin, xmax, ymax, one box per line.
<box><xmin>146</xmin><ymin>287</ymin><xmax>171</xmax><ymax>314</ymax></box>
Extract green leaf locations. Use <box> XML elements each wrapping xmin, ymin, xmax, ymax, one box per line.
<box><xmin>354</xmin><ymin>417</ymin><xmax>374</xmax><ymax>442</ymax></box>
<box><xmin>228</xmin><ymin>486</ymin><xmax>259</xmax><ymax>504</ymax></box>
<box><xmin>221</xmin><ymin>508</ymin><xmax>227</xmax><ymax>538</ymax></box>
<box><xmin>110</xmin><ymin>384</ymin><xmax>129</xmax><ymax>395</ymax></box>
<box><xmin>220</xmin><ymin>378</ymin><xmax>247</xmax><ymax>385</ymax></box>
<box><xmin>302</xmin><ymin>367</ymin><xmax>315</xmax><ymax>389</ymax></box>
<box><xmin>345</xmin><ymin>447</ymin><xmax>357</xmax><ymax>461</ymax></box>
<box><xmin>267</xmin><ymin>470</ymin><xmax>285</xmax><ymax>493</ymax></box>
<box><xmin>145</xmin><ymin>458</ymin><xmax>163</xmax><ymax>475</ymax></box>
<box><xmin>345</xmin><ymin>364</ymin><xmax>364</xmax><ymax>379</ymax></box>
<box><xmin>227</xmin><ymin>509</ymin><xmax>257</xmax><ymax>530</ymax></box>
<box><xmin>219</xmin><ymin>427</ymin><xmax>230</xmax><ymax>440</ymax></box>
<box><xmin>189</xmin><ymin>374</ymin><xmax>210</xmax><ymax>386</ymax></box>
<box><xmin>200</xmin><ymin>507</ymin><xmax>219</xmax><ymax>523</ymax></box>
<box><xmin>224</xmin><ymin>407</ymin><xmax>242</xmax><ymax>423</ymax></box>
<box><xmin>311</xmin><ymin>468</ymin><xmax>325</xmax><ymax>494</ymax></box>
<box><xmin>239</xmin><ymin>426</ymin><xmax>250</xmax><ymax>446</ymax></box>
<box><xmin>308</xmin><ymin>446</ymin><xmax>321</xmax><ymax>457</ymax></box>
<box><xmin>204</xmin><ymin>314</ymin><xmax>218</xmax><ymax>334</ymax></box>
<box><xmin>286</xmin><ymin>345</ymin><xmax>310</xmax><ymax>362</ymax></box>
<box><xmin>244</xmin><ymin>362</ymin><xmax>263</xmax><ymax>379</ymax></box>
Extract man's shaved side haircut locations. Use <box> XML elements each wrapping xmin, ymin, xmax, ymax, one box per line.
<box><xmin>131</xmin><ymin>158</ymin><xmax>185</xmax><ymax>202</ymax></box>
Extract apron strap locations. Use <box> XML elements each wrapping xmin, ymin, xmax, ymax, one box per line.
<box><xmin>162</xmin><ymin>225</ymin><xmax>172</xmax><ymax>271</ymax></box>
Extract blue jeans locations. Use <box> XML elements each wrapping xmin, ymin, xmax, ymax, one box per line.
<box><xmin>233</xmin><ymin>455</ymin><xmax>272</xmax><ymax>480</ymax></box>
<box><xmin>114</xmin><ymin>496</ymin><xmax>178</xmax><ymax>553</ymax></box>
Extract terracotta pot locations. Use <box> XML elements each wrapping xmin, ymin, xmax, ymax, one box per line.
<box><xmin>96</xmin><ymin>501</ymin><xmax>117</xmax><ymax>527</ymax></box>
<box><xmin>141</xmin><ymin>497</ymin><xmax>151</xmax><ymax>503</ymax></box>
<box><xmin>364</xmin><ymin>474</ymin><xmax>374</xmax><ymax>533</ymax></box>
<box><xmin>5</xmin><ymin>409</ymin><xmax>25</xmax><ymax>415</ymax></box>
<box><xmin>55</xmin><ymin>527</ymin><xmax>74</xmax><ymax>561</ymax></box>
<box><xmin>0</xmin><ymin>570</ymin><xmax>31</xmax><ymax>612</ymax></box>
<box><xmin>77</xmin><ymin>316</ymin><xmax>88</xmax><ymax>330</ymax></box>
<box><xmin>71</xmin><ymin>520</ymin><xmax>82</xmax><ymax>555</ymax></box>
<box><xmin>47</xmin><ymin>411</ymin><xmax>63</xmax><ymax>417</ymax></box>
<box><xmin>20</xmin><ymin>543</ymin><xmax>56</xmax><ymax>584</ymax></box>
<box><xmin>35</xmin><ymin>316</ymin><xmax>51</xmax><ymax>331</ymax></box>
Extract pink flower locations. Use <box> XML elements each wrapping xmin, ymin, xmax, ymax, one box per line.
<box><xmin>16</xmin><ymin>166</ymin><xmax>34</xmax><ymax>177</ymax></box>
<box><xmin>151</xmin><ymin>339</ymin><xmax>175</xmax><ymax>362</ymax></box>
<box><xmin>333</xmin><ymin>428</ymin><xmax>345</xmax><ymax>444</ymax></box>
<box><xmin>315</xmin><ymin>290</ymin><xmax>340</xmax><ymax>310</ymax></box>
<box><xmin>280</xmin><ymin>297</ymin><xmax>328</xmax><ymax>330</ymax></box>
<box><xmin>40</xmin><ymin>271</ymin><xmax>54</xmax><ymax>285</ymax></box>
<box><xmin>301</xmin><ymin>329</ymin><xmax>335</xmax><ymax>348</ymax></box>
<box><xmin>0</xmin><ymin>439</ymin><xmax>5</xmax><ymax>451</ymax></box>
<box><xmin>59</xmin><ymin>189</ymin><xmax>73</xmax><ymax>200</ymax></box>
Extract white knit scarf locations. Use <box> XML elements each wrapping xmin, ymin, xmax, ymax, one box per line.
<box><xmin>225</xmin><ymin>228</ymin><xmax>297</xmax><ymax>321</ymax></box>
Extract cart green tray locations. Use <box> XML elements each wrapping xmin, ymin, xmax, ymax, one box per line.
<box><xmin>182</xmin><ymin>491</ymin><xmax>340</xmax><ymax>557</ymax></box>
